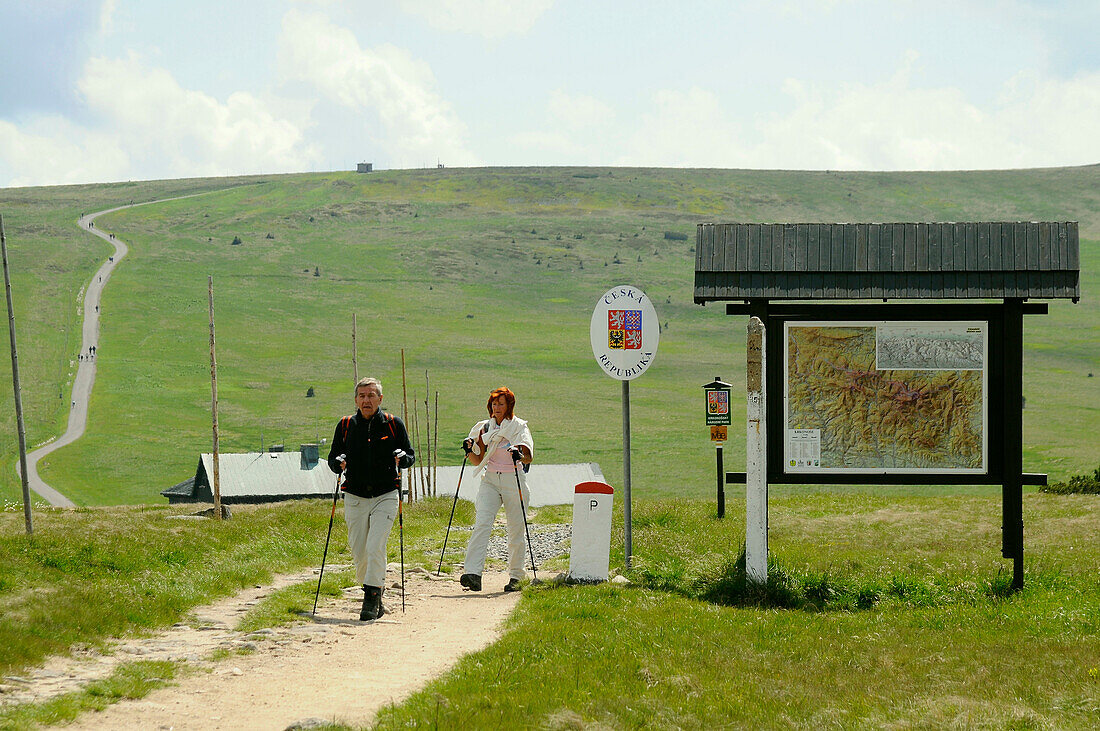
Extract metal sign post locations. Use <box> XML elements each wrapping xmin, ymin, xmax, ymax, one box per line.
<box><xmin>590</xmin><ymin>285</ymin><xmax>659</xmax><ymax>570</ymax></box>
<box><xmin>703</xmin><ymin>378</ymin><xmax>732</xmax><ymax>517</ymax></box>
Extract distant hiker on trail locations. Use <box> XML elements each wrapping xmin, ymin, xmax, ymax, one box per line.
<box><xmin>459</xmin><ymin>386</ymin><xmax>534</xmax><ymax>593</ymax></box>
<box><xmin>327</xmin><ymin>377</ymin><xmax>414</xmax><ymax>621</ymax></box>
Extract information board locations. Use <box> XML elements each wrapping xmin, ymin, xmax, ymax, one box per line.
<box><xmin>783</xmin><ymin>321</ymin><xmax>987</xmax><ymax>473</ymax></box>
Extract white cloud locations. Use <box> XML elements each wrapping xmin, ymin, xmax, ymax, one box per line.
<box><xmin>993</xmin><ymin>69</ymin><xmax>1100</xmax><ymax>167</ymax></box>
<box><xmin>78</xmin><ymin>54</ymin><xmax>320</xmax><ymax>178</ymax></box>
<box><xmin>758</xmin><ymin>75</ymin><xmax>1002</xmax><ymax>170</ymax></box>
<box><xmin>397</xmin><ymin>0</ymin><xmax>552</xmax><ymax>39</ymax></box>
<box><xmin>0</xmin><ymin>53</ymin><xmax>320</xmax><ymax>187</ymax></box>
<box><xmin>279</xmin><ymin>9</ymin><xmax>478</xmax><ymax>167</ymax></box>
<box><xmin>0</xmin><ymin>117</ymin><xmax>130</xmax><ymax>188</ymax></box>
<box><xmin>615</xmin><ymin>87</ymin><xmax>754</xmax><ymax>168</ymax></box>
<box><xmin>503</xmin><ymin>89</ymin><xmax>618</xmax><ymax>165</ymax></box>
<box><xmin>607</xmin><ymin>55</ymin><xmax>1100</xmax><ymax>171</ymax></box>
<box><xmin>755</xmin><ymin>62</ymin><xmax>1100</xmax><ymax>170</ymax></box>
<box><xmin>547</xmin><ymin>89</ymin><xmax>614</xmax><ymax>131</ymax></box>
<box><xmin>98</xmin><ymin>0</ymin><xmax>118</xmax><ymax>35</ymax></box>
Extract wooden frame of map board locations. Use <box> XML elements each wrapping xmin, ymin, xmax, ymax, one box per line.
<box><xmin>724</xmin><ymin>299</ymin><xmax>1048</xmax><ymax>592</ymax></box>
<box><xmin>782</xmin><ymin>319</ymin><xmax>988</xmax><ymax>475</ymax></box>
<box><xmin>724</xmin><ymin>301</ymin><xmax>1043</xmax><ymax>487</ymax></box>
<box><xmin>701</xmin><ymin>220</ymin><xmax>1080</xmax><ymax>592</ymax></box>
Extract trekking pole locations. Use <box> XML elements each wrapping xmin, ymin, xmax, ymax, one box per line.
<box><xmin>395</xmin><ymin>452</ymin><xmax>406</xmax><ymax>613</ymax></box>
<box><xmin>313</xmin><ymin>460</ymin><xmax>344</xmax><ymax>616</ymax></box>
<box><xmin>437</xmin><ymin>453</ymin><xmax>468</xmax><ymax>576</ymax></box>
<box><xmin>511</xmin><ymin>450</ymin><xmax>538</xmax><ymax>581</ymax></box>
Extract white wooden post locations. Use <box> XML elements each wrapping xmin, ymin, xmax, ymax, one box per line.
<box><xmin>746</xmin><ymin>316</ymin><xmax>767</xmax><ymax>583</ymax></box>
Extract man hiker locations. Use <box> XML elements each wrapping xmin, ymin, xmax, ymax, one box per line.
<box><xmin>459</xmin><ymin>386</ymin><xmax>534</xmax><ymax>593</ymax></box>
<box><xmin>327</xmin><ymin>377</ymin><xmax>414</xmax><ymax>620</ymax></box>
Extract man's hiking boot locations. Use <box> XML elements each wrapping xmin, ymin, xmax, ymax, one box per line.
<box><xmin>504</xmin><ymin>578</ymin><xmax>522</xmax><ymax>593</ymax></box>
<box><xmin>459</xmin><ymin>573</ymin><xmax>482</xmax><ymax>592</ymax></box>
<box><xmin>360</xmin><ymin>585</ymin><xmax>382</xmax><ymax>621</ymax></box>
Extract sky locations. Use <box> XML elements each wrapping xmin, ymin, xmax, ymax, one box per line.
<box><xmin>1</xmin><ymin>0</ymin><xmax>1098</xmax><ymax>187</ymax></box>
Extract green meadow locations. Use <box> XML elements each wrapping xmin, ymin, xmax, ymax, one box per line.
<box><xmin>1</xmin><ymin>493</ymin><xmax>1097</xmax><ymax>729</ymax></box>
<box><xmin>0</xmin><ymin>166</ymin><xmax>1097</xmax><ymax>506</ymax></box>
<box><xmin>0</xmin><ymin>165</ymin><xmax>1098</xmax><ymax>727</ymax></box>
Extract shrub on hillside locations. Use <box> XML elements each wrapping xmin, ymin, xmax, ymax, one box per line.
<box><xmin>1040</xmin><ymin>465</ymin><xmax>1100</xmax><ymax>494</ymax></box>
<box><xmin>663</xmin><ymin>231</ymin><xmax>688</xmax><ymax>241</ymax></box>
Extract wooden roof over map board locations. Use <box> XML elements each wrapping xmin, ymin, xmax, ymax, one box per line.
<box><xmin>694</xmin><ymin>222</ymin><xmax>1080</xmax><ymax>302</ymax></box>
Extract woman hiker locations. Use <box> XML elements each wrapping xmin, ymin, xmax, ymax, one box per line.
<box><xmin>327</xmin><ymin>377</ymin><xmax>414</xmax><ymax>621</ymax></box>
<box><xmin>459</xmin><ymin>386</ymin><xmax>534</xmax><ymax>593</ymax></box>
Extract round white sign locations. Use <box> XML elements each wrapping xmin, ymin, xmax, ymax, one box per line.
<box><xmin>590</xmin><ymin>285</ymin><xmax>660</xmax><ymax>381</ymax></box>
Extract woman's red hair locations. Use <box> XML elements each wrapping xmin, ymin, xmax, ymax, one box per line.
<box><xmin>486</xmin><ymin>387</ymin><xmax>515</xmax><ymax>420</ymax></box>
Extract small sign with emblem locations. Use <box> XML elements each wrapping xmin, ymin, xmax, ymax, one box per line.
<box><xmin>702</xmin><ymin>378</ymin><xmax>732</xmax><ymax>426</ymax></box>
<box><xmin>710</xmin><ymin>425</ymin><xmax>728</xmax><ymax>442</ymax></box>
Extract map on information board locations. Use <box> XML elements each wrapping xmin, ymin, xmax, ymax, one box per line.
<box><xmin>784</xmin><ymin>322</ymin><xmax>987</xmax><ymax>473</ymax></box>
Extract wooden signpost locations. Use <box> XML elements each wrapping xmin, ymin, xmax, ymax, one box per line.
<box><xmin>745</xmin><ymin>318</ymin><xmax>767</xmax><ymax>583</ymax></box>
<box><xmin>208</xmin><ymin>276</ymin><xmax>222</xmax><ymax>520</ymax></box>
<box><xmin>1</xmin><ymin>215</ymin><xmax>33</xmax><ymax>534</ymax></box>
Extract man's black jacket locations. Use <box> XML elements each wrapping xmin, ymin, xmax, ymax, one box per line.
<box><xmin>327</xmin><ymin>409</ymin><xmax>414</xmax><ymax>498</ymax></box>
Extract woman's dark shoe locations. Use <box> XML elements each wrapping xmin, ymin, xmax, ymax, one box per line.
<box><xmin>360</xmin><ymin>585</ymin><xmax>382</xmax><ymax>620</ymax></box>
<box><xmin>504</xmin><ymin>578</ymin><xmax>522</xmax><ymax>592</ymax></box>
<box><xmin>459</xmin><ymin>573</ymin><xmax>482</xmax><ymax>591</ymax></box>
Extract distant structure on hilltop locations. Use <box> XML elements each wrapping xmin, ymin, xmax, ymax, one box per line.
<box><xmin>357</xmin><ymin>162</ymin><xmax>373</xmax><ymax>173</ymax></box>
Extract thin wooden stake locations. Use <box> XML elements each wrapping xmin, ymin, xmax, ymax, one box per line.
<box><xmin>424</xmin><ymin>370</ymin><xmax>431</xmax><ymax>496</ymax></box>
<box><xmin>208</xmin><ymin>276</ymin><xmax>222</xmax><ymax>521</ymax></box>
<box><xmin>1</xmin><ymin>215</ymin><xmax>33</xmax><ymax>534</ymax></box>
<box><xmin>433</xmin><ymin>390</ymin><xmax>439</xmax><ymax>497</ymax></box>
<box><xmin>412</xmin><ymin>391</ymin><xmax>424</xmax><ymax>502</ymax></box>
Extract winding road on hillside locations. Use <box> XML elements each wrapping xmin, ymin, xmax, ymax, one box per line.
<box><xmin>18</xmin><ymin>194</ymin><xmax>217</xmax><ymax>507</ymax></box>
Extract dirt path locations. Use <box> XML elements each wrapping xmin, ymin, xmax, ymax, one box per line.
<box><xmin>4</xmin><ymin>566</ymin><xmax>519</xmax><ymax>729</ymax></box>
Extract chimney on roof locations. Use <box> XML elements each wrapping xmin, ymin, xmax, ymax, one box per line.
<box><xmin>300</xmin><ymin>444</ymin><xmax>320</xmax><ymax>469</ymax></box>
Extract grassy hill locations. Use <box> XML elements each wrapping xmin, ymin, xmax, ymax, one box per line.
<box><xmin>0</xmin><ymin>166</ymin><xmax>1098</xmax><ymax>505</ymax></box>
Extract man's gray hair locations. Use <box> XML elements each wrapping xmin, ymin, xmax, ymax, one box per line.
<box><xmin>354</xmin><ymin>377</ymin><xmax>383</xmax><ymax>396</ymax></box>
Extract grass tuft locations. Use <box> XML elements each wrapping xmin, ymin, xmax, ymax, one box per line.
<box><xmin>1039</xmin><ymin>464</ymin><xmax>1100</xmax><ymax>494</ymax></box>
<box><xmin>0</xmin><ymin>660</ymin><xmax>178</xmax><ymax>729</ymax></box>
<box><xmin>631</xmin><ymin>547</ymin><xmax>1076</xmax><ymax>613</ymax></box>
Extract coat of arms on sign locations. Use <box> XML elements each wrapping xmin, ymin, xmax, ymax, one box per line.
<box><xmin>608</xmin><ymin>310</ymin><xmax>642</xmax><ymax>350</ymax></box>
